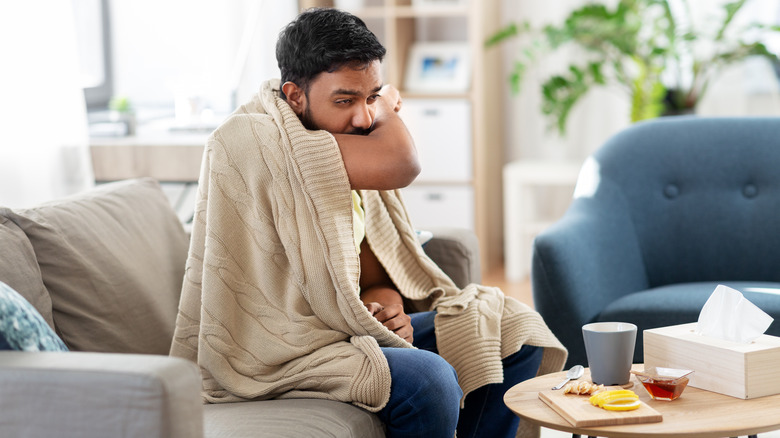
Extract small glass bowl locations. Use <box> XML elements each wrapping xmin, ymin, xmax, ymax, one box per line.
<box><xmin>631</xmin><ymin>367</ymin><xmax>694</xmax><ymax>401</ymax></box>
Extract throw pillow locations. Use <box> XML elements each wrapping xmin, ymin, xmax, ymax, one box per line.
<box><xmin>0</xmin><ymin>281</ymin><xmax>68</xmax><ymax>351</ymax></box>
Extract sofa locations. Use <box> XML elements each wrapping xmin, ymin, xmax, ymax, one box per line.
<box><xmin>531</xmin><ymin>116</ymin><xmax>780</xmax><ymax>368</ymax></box>
<box><xmin>0</xmin><ymin>177</ymin><xmax>481</xmax><ymax>437</ymax></box>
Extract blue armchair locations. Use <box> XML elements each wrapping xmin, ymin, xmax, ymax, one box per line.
<box><xmin>531</xmin><ymin>116</ymin><xmax>780</xmax><ymax>368</ymax></box>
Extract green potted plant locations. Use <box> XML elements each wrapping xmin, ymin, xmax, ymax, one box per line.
<box><xmin>108</xmin><ymin>95</ymin><xmax>136</xmax><ymax>136</ymax></box>
<box><xmin>487</xmin><ymin>0</ymin><xmax>780</xmax><ymax>135</ymax></box>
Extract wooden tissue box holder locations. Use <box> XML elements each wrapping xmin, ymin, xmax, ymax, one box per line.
<box><xmin>644</xmin><ymin>323</ymin><xmax>780</xmax><ymax>399</ymax></box>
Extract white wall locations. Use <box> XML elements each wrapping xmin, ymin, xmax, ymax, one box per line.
<box><xmin>497</xmin><ymin>0</ymin><xmax>780</xmax><ymax>165</ymax></box>
<box><xmin>498</xmin><ymin>0</ymin><xmax>630</xmax><ymax>165</ymax></box>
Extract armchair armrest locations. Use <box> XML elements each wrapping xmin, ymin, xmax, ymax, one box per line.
<box><xmin>532</xmin><ymin>184</ymin><xmax>648</xmax><ymax>366</ymax></box>
<box><xmin>423</xmin><ymin>227</ymin><xmax>481</xmax><ymax>288</ymax></box>
<box><xmin>0</xmin><ymin>351</ymin><xmax>203</xmax><ymax>438</ymax></box>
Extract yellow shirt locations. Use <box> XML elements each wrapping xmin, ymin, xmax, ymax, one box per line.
<box><xmin>352</xmin><ymin>190</ymin><xmax>365</xmax><ymax>253</ymax></box>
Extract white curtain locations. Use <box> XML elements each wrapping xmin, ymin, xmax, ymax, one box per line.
<box><xmin>0</xmin><ymin>0</ymin><xmax>94</xmax><ymax>208</ymax></box>
<box><xmin>108</xmin><ymin>0</ymin><xmax>296</xmax><ymax>113</ymax></box>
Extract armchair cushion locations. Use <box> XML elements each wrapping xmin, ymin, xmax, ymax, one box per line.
<box><xmin>0</xmin><ymin>281</ymin><xmax>67</xmax><ymax>351</ymax></box>
<box><xmin>4</xmin><ymin>178</ymin><xmax>189</xmax><ymax>354</ymax></box>
<box><xmin>597</xmin><ymin>281</ymin><xmax>780</xmax><ymax>356</ymax></box>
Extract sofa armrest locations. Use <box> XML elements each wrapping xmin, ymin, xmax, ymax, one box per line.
<box><xmin>0</xmin><ymin>351</ymin><xmax>203</xmax><ymax>438</ymax></box>
<box><xmin>422</xmin><ymin>227</ymin><xmax>481</xmax><ymax>288</ymax></box>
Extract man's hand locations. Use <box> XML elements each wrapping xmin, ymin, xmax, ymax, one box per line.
<box><xmin>364</xmin><ymin>302</ymin><xmax>384</xmax><ymax>316</ymax></box>
<box><xmin>363</xmin><ymin>301</ymin><xmax>413</xmax><ymax>344</ymax></box>
<box><xmin>359</xmin><ymin>242</ymin><xmax>413</xmax><ymax>343</ymax></box>
<box><xmin>379</xmin><ymin>84</ymin><xmax>402</xmax><ymax>113</ymax></box>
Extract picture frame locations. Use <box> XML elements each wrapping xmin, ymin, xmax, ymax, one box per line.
<box><xmin>404</xmin><ymin>42</ymin><xmax>471</xmax><ymax>94</ymax></box>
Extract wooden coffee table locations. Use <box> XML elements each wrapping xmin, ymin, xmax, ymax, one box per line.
<box><xmin>505</xmin><ymin>364</ymin><xmax>780</xmax><ymax>438</ymax></box>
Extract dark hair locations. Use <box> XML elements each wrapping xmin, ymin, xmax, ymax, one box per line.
<box><xmin>276</xmin><ymin>8</ymin><xmax>386</xmax><ymax>99</ymax></box>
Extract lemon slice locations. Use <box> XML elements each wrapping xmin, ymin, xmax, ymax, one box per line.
<box><xmin>597</xmin><ymin>394</ymin><xmax>638</xmax><ymax>407</ymax></box>
<box><xmin>589</xmin><ymin>389</ymin><xmax>641</xmax><ymax>411</ymax></box>
<box><xmin>604</xmin><ymin>399</ymin><xmax>641</xmax><ymax>411</ymax></box>
<box><xmin>589</xmin><ymin>390</ymin><xmax>636</xmax><ymax>406</ymax></box>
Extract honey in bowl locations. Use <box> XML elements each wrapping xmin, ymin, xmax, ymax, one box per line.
<box><xmin>631</xmin><ymin>367</ymin><xmax>694</xmax><ymax>401</ymax></box>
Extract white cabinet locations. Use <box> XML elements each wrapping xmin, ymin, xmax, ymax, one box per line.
<box><xmin>400</xmin><ymin>98</ymin><xmax>473</xmax><ymax>231</ymax></box>
<box><xmin>400</xmin><ymin>99</ymin><xmax>471</xmax><ymax>183</ymax></box>
<box><xmin>402</xmin><ymin>185</ymin><xmax>474</xmax><ymax>230</ymax></box>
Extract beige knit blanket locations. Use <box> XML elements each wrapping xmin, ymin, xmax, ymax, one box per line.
<box><xmin>170</xmin><ymin>79</ymin><xmax>567</xmax><ymax>414</ymax></box>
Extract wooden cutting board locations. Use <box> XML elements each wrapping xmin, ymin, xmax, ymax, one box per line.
<box><xmin>539</xmin><ymin>389</ymin><xmax>663</xmax><ymax>428</ymax></box>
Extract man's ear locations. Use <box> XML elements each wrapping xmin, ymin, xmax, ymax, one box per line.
<box><xmin>282</xmin><ymin>81</ymin><xmax>306</xmax><ymax>115</ymax></box>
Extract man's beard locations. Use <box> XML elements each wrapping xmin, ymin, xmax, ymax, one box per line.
<box><xmin>299</xmin><ymin>105</ymin><xmax>319</xmax><ymax>131</ymax></box>
<box><xmin>300</xmin><ymin>105</ymin><xmax>371</xmax><ymax>136</ymax></box>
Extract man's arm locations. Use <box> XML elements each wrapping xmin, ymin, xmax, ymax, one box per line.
<box><xmin>334</xmin><ymin>85</ymin><xmax>420</xmax><ymax>190</ymax></box>
<box><xmin>359</xmin><ymin>240</ymin><xmax>413</xmax><ymax>343</ymax></box>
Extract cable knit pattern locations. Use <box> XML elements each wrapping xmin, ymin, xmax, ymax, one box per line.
<box><xmin>170</xmin><ymin>79</ymin><xmax>567</xmax><ymax>415</ymax></box>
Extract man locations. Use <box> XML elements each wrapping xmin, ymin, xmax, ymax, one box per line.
<box><xmin>170</xmin><ymin>8</ymin><xmax>567</xmax><ymax>438</ymax></box>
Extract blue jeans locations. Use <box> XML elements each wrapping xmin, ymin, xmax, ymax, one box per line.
<box><xmin>376</xmin><ymin>311</ymin><xmax>543</xmax><ymax>438</ymax></box>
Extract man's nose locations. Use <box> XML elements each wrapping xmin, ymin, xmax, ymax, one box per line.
<box><xmin>352</xmin><ymin>104</ymin><xmax>373</xmax><ymax>130</ymax></box>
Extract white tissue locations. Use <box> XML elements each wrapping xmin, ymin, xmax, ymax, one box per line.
<box><xmin>695</xmin><ymin>285</ymin><xmax>774</xmax><ymax>344</ymax></box>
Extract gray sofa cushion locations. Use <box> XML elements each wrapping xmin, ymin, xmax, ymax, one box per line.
<box><xmin>204</xmin><ymin>399</ymin><xmax>385</xmax><ymax>438</ymax></box>
<box><xmin>0</xmin><ymin>215</ymin><xmax>55</xmax><ymax>328</ymax></box>
<box><xmin>5</xmin><ymin>178</ymin><xmax>189</xmax><ymax>354</ymax></box>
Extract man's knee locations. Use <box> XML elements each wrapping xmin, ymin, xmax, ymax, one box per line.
<box><xmin>416</xmin><ymin>351</ymin><xmax>461</xmax><ymax>398</ymax></box>
<box><xmin>380</xmin><ymin>348</ymin><xmax>461</xmax><ymax>436</ymax></box>
<box><xmin>387</xmin><ymin>349</ymin><xmax>460</xmax><ymax>400</ymax></box>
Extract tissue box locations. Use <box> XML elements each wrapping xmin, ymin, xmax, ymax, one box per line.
<box><xmin>644</xmin><ymin>323</ymin><xmax>780</xmax><ymax>399</ymax></box>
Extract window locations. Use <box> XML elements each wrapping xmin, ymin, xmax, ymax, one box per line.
<box><xmin>73</xmin><ymin>0</ymin><xmax>112</xmax><ymax>110</ymax></box>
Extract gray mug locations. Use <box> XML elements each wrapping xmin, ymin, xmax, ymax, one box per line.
<box><xmin>582</xmin><ymin>322</ymin><xmax>637</xmax><ymax>385</ymax></box>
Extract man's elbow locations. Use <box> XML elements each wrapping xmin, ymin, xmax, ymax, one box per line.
<box><xmin>396</xmin><ymin>157</ymin><xmax>421</xmax><ymax>188</ymax></box>
<box><xmin>365</xmin><ymin>158</ymin><xmax>420</xmax><ymax>191</ymax></box>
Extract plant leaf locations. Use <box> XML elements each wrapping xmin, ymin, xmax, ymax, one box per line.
<box><xmin>485</xmin><ymin>22</ymin><xmax>520</xmax><ymax>47</ymax></box>
<box><xmin>716</xmin><ymin>0</ymin><xmax>747</xmax><ymax>41</ymax></box>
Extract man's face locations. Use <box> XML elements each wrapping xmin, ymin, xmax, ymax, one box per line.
<box><xmin>293</xmin><ymin>60</ymin><xmax>383</xmax><ymax>135</ymax></box>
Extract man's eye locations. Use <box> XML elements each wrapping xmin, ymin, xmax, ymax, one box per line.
<box><xmin>368</xmin><ymin>95</ymin><xmax>380</xmax><ymax>103</ymax></box>
<box><xmin>336</xmin><ymin>99</ymin><xmax>352</xmax><ymax>105</ymax></box>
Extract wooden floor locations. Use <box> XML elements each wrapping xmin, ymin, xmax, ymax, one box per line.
<box><xmin>483</xmin><ymin>265</ymin><xmax>534</xmax><ymax>308</ymax></box>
